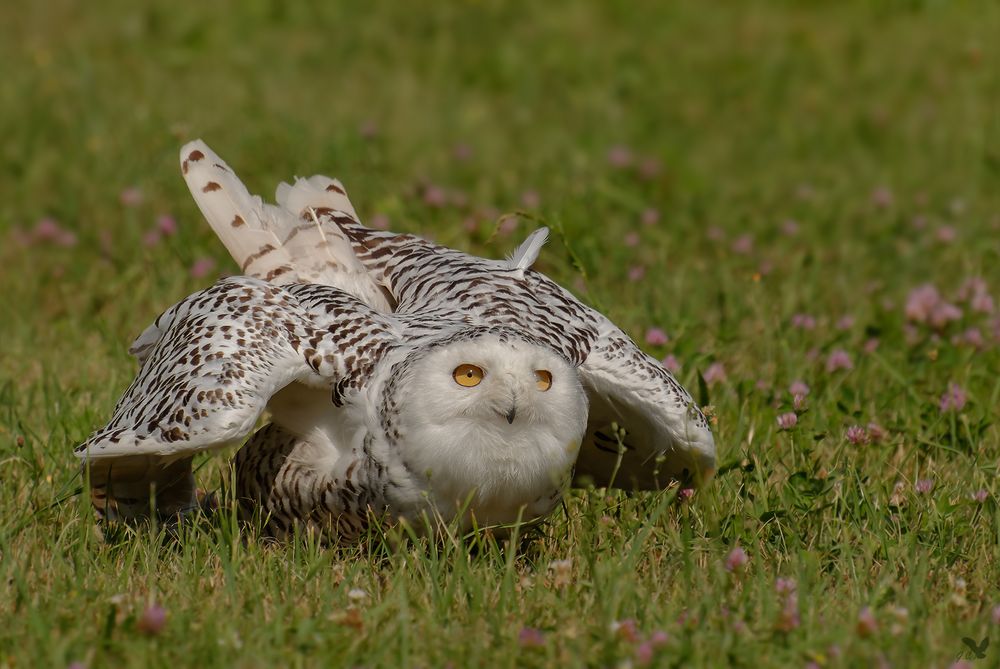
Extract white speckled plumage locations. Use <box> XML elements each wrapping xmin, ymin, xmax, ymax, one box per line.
<box><xmin>77</xmin><ymin>140</ymin><xmax>715</xmax><ymax>540</ymax></box>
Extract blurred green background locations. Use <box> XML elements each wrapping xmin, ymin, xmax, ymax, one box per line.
<box><xmin>1</xmin><ymin>1</ymin><xmax>999</xmax><ymax>667</ymax></box>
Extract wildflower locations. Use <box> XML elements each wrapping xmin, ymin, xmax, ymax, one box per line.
<box><xmin>703</xmin><ymin>362</ymin><xmax>727</xmax><ymax>385</ymax></box>
<box><xmin>971</xmin><ymin>292</ymin><xmax>995</xmax><ymax>314</ymax></box>
<box><xmin>866</xmin><ymin>423</ymin><xmax>888</xmax><ymax>444</ymax></box>
<box><xmin>136</xmin><ymin>603</ymin><xmax>167</xmax><ymax>635</ymax></box>
<box><xmin>935</xmin><ymin>226</ymin><xmax>957</xmax><ymax>243</ymax></box>
<box><xmin>677</xmin><ymin>487</ymin><xmax>695</xmax><ymax>502</ymax></box>
<box><xmin>660</xmin><ymin>355</ymin><xmax>680</xmax><ymax>373</ymax></box>
<box><xmin>881</xmin><ymin>605</ymin><xmax>906</xmax><ymax>637</ymax></box>
<box><xmin>911</xmin><ymin>214</ymin><xmax>928</xmax><ymax>229</ymax></box>
<box><xmin>957</xmin><ymin>277</ymin><xmax>987</xmax><ymax>301</ymax></box>
<box><xmin>32</xmin><ymin>218</ymin><xmax>77</xmax><ymax>246</ymax></box>
<box><xmin>845</xmin><ymin>425</ymin><xmax>868</xmax><ymax>445</ymax></box>
<box><xmin>864</xmin><ymin>338</ymin><xmax>880</xmax><ymax>353</ymax></box>
<box><xmin>624</xmin><ymin>231</ymin><xmax>640</xmax><ymax>247</ymax></box>
<box><xmin>142</xmin><ymin>229</ymin><xmax>161</xmax><ymax>247</ymax></box>
<box><xmin>992</xmin><ymin>605</ymin><xmax>1000</xmax><ymax>625</ymax></box>
<box><xmin>706</xmin><ymin>226</ymin><xmax>725</xmax><ymax>242</ymax></box>
<box><xmin>157</xmin><ymin>215</ymin><xmax>178</xmax><ymax>236</ymax></box>
<box><xmin>645</xmin><ymin>328</ymin><xmax>669</xmax><ymax>346</ymax></box>
<box><xmin>777</xmin><ymin>413</ymin><xmax>797</xmax><ymax>431</ymax></box>
<box><xmin>905</xmin><ymin>284</ymin><xmax>941</xmax><ymax>323</ymax></box>
<box><xmin>836</xmin><ymin>315</ymin><xmax>855</xmax><ymax>330</ymax></box>
<box><xmin>780</xmin><ymin>219</ymin><xmax>799</xmax><ymax>236</ymax></box>
<box><xmin>973</xmin><ymin>489</ymin><xmax>988</xmax><ymax>503</ymax></box>
<box><xmin>939</xmin><ymin>383</ymin><xmax>967</xmax><ymax>413</ymax></box>
<box><xmin>189</xmin><ymin>257</ymin><xmax>216</xmax><ymax>279</ymax></box>
<box><xmin>929</xmin><ymin>301</ymin><xmax>962</xmax><ymax>329</ymax></box>
<box><xmin>776</xmin><ymin>592</ymin><xmax>800</xmax><ymax>633</ymax></box>
<box><xmin>793</xmin><ymin>394</ymin><xmax>806</xmax><ymax>410</ymax></box>
<box><xmin>627</xmin><ymin>265</ymin><xmax>645</xmax><ymax>282</ymax></box>
<box><xmin>422</xmin><ymin>185</ymin><xmax>447</xmax><ymax>207</ymax></box>
<box><xmin>826</xmin><ymin>349</ymin><xmax>853</xmax><ymax>372</ymax></box>
<box><xmin>724</xmin><ymin>546</ymin><xmax>748</xmax><ymax>572</ymax></box>
<box><xmin>775</xmin><ymin>578</ymin><xmax>796</xmax><ymax>595</ymax></box>
<box><xmin>856</xmin><ymin>606</ymin><xmax>878</xmax><ymax>637</ymax></box>
<box><xmin>890</xmin><ymin>481</ymin><xmax>907</xmax><ymax>506</ymax></box>
<box><xmin>640</xmin><ymin>208</ymin><xmax>660</xmax><ymax>226</ymax></box>
<box><xmin>520</xmin><ymin>191</ymin><xmax>540</xmax><ymax>209</ymax></box>
<box><xmin>610</xmin><ymin>618</ymin><xmax>640</xmax><ymax>643</ymax></box>
<box><xmin>649</xmin><ymin>630</ymin><xmax>669</xmax><ymax>647</ymax></box>
<box><xmin>791</xmin><ymin>314</ymin><xmax>816</xmax><ymax>330</ymax></box>
<box><xmin>606</xmin><ymin>145</ymin><xmax>632</xmax><ymax>168</ymax></box>
<box><xmin>547</xmin><ymin>559</ymin><xmax>572</xmax><ymax>587</ymax></box>
<box><xmin>347</xmin><ymin>588</ymin><xmax>368</xmax><ymax>602</ymax></box>
<box><xmin>789</xmin><ymin>380</ymin><xmax>810</xmax><ymax>397</ymax></box>
<box><xmin>369</xmin><ymin>213</ymin><xmax>390</xmax><ymax>230</ymax></box>
<box><xmin>498</xmin><ymin>217</ymin><xmax>519</xmax><ymax>236</ymax></box>
<box><xmin>637</xmin><ymin>156</ymin><xmax>662</xmax><ymax>180</ymax></box>
<box><xmin>518</xmin><ymin>626</ymin><xmax>545</xmax><ymax>648</ymax></box>
<box><xmin>915</xmin><ymin>479</ymin><xmax>934</xmax><ymax>495</ymax></box>
<box><xmin>451</xmin><ymin>143</ymin><xmax>473</xmax><ymax>162</ymax></box>
<box><xmin>870</xmin><ymin>186</ymin><xmax>893</xmax><ymax>208</ymax></box>
<box><xmin>959</xmin><ymin>327</ymin><xmax>985</xmax><ymax>349</ymax></box>
<box><xmin>119</xmin><ymin>187</ymin><xmax>143</xmax><ymax>207</ymax></box>
<box><xmin>731</xmin><ymin>234</ymin><xmax>753</xmax><ymax>255</ymax></box>
<box><xmin>34</xmin><ymin>217</ymin><xmax>60</xmax><ymax>241</ymax></box>
<box><xmin>634</xmin><ymin>641</ymin><xmax>654</xmax><ymax>666</ymax></box>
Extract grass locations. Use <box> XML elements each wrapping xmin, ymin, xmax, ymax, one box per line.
<box><xmin>2</xmin><ymin>0</ymin><xmax>1000</xmax><ymax>666</ymax></box>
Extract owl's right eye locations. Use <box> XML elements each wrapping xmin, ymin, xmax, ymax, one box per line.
<box><xmin>453</xmin><ymin>364</ymin><xmax>484</xmax><ymax>388</ymax></box>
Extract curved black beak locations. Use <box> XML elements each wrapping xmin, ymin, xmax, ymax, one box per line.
<box><xmin>504</xmin><ymin>404</ymin><xmax>516</xmax><ymax>424</ymax></box>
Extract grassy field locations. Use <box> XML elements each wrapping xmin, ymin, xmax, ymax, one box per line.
<box><xmin>2</xmin><ymin>1</ymin><xmax>1000</xmax><ymax>666</ymax></box>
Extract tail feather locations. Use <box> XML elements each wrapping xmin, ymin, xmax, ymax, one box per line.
<box><xmin>179</xmin><ymin>140</ymin><xmax>392</xmax><ymax>311</ymax></box>
<box><xmin>276</xmin><ymin>175</ymin><xmax>358</xmax><ymax>220</ymax></box>
<box><xmin>181</xmin><ymin>140</ymin><xmax>297</xmax><ymax>283</ymax></box>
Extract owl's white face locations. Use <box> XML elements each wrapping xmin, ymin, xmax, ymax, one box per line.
<box><xmin>393</xmin><ymin>334</ymin><xmax>588</xmax><ymax>528</ymax></box>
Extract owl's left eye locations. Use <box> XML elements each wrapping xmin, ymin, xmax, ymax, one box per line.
<box><xmin>453</xmin><ymin>364</ymin><xmax>484</xmax><ymax>388</ymax></box>
<box><xmin>534</xmin><ymin>370</ymin><xmax>552</xmax><ymax>391</ymax></box>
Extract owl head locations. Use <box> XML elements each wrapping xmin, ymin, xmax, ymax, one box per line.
<box><xmin>387</xmin><ymin>328</ymin><xmax>588</xmax><ymax>527</ymax></box>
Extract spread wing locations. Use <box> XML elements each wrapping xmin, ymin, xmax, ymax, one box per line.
<box><xmin>76</xmin><ymin>276</ymin><xmax>401</xmax><ymax>463</ymax></box>
<box><xmin>574</xmin><ymin>326</ymin><xmax>716</xmax><ymax>489</ymax></box>
<box><xmin>177</xmin><ymin>142</ymin><xmax>715</xmax><ymax>489</ymax></box>
<box><xmin>321</xmin><ymin>216</ymin><xmax>717</xmax><ymax>488</ymax></box>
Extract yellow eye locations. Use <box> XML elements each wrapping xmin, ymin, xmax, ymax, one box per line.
<box><xmin>453</xmin><ymin>364</ymin><xmax>484</xmax><ymax>388</ymax></box>
<box><xmin>535</xmin><ymin>370</ymin><xmax>552</xmax><ymax>391</ymax></box>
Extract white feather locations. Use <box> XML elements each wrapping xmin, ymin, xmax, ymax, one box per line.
<box><xmin>505</xmin><ymin>227</ymin><xmax>549</xmax><ymax>274</ymax></box>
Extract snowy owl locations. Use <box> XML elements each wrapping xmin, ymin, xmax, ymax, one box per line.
<box><xmin>75</xmin><ymin>141</ymin><xmax>715</xmax><ymax>540</ymax></box>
